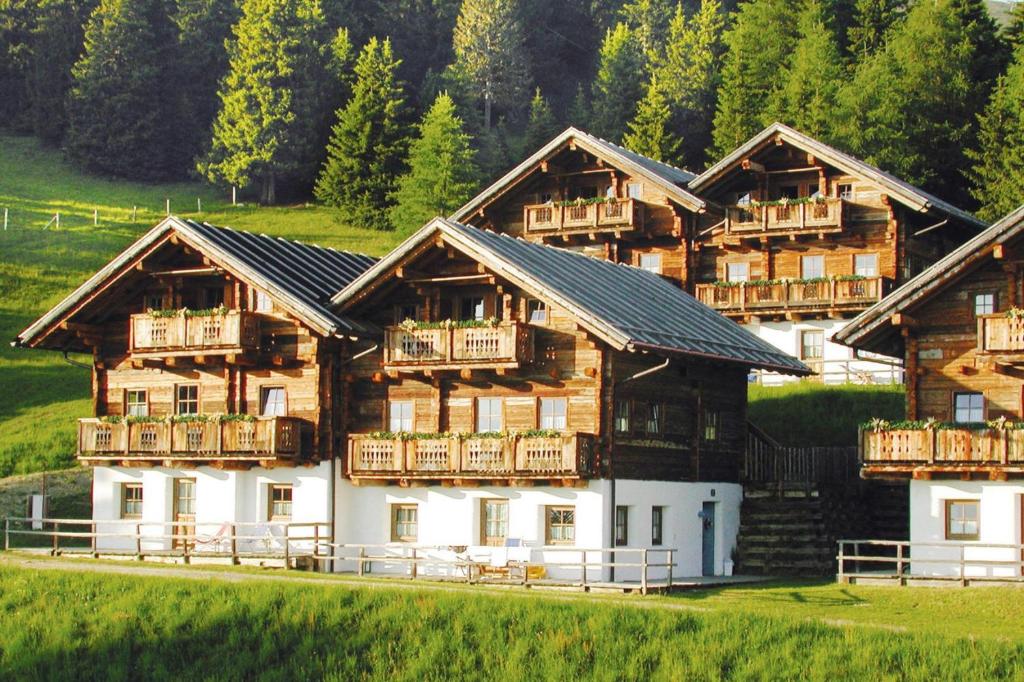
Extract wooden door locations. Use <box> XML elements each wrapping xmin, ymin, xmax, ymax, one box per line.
<box><xmin>173</xmin><ymin>478</ymin><xmax>196</xmax><ymax>551</ymax></box>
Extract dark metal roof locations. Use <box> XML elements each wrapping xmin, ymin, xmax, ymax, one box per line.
<box><xmin>335</xmin><ymin>218</ymin><xmax>810</xmax><ymax>375</ymax></box>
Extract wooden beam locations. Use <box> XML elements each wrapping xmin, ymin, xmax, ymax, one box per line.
<box><xmin>741</xmin><ymin>159</ymin><xmax>766</xmax><ymax>173</ymax></box>
<box><xmin>890</xmin><ymin>313</ymin><xmax>919</xmax><ymax>329</ymax></box>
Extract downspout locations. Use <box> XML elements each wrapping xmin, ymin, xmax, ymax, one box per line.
<box><xmin>62</xmin><ymin>351</ymin><xmax>92</xmax><ymax>370</ymax></box>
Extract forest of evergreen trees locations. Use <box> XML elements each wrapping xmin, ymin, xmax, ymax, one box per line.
<box><xmin>1</xmin><ymin>0</ymin><xmax>1023</xmax><ymax>230</ymax></box>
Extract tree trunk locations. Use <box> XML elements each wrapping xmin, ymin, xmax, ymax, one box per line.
<box><xmin>261</xmin><ymin>171</ymin><xmax>276</xmax><ymax>205</ymax></box>
<box><xmin>484</xmin><ymin>92</ymin><xmax>492</xmax><ymax>132</ymax></box>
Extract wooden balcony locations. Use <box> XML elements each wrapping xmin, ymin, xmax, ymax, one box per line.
<box><xmin>347</xmin><ymin>432</ymin><xmax>596</xmax><ymax>481</ymax></box>
<box><xmin>77</xmin><ymin>416</ymin><xmax>304</xmax><ymax>465</ymax></box>
<box><xmin>694</xmin><ymin>277</ymin><xmax>886</xmax><ymax>316</ymax></box>
<box><xmin>724</xmin><ymin>198</ymin><xmax>845</xmax><ymax>238</ymax></box>
<box><xmin>129</xmin><ymin>310</ymin><xmax>260</xmax><ymax>359</ymax></box>
<box><xmin>860</xmin><ymin>427</ymin><xmax>1024</xmax><ymax>477</ymax></box>
<box><xmin>383</xmin><ymin>322</ymin><xmax>533</xmax><ymax>372</ymax></box>
<box><xmin>978</xmin><ymin>315</ymin><xmax>1024</xmax><ymax>354</ymax></box>
<box><xmin>523</xmin><ymin>198</ymin><xmax>642</xmax><ymax>235</ymax></box>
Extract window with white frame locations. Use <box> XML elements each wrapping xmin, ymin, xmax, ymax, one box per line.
<box><xmin>645</xmin><ymin>403</ymin><xmax>662</xmax><ymax>435</ymax></box>
<box><xmin>854</xmin><ymin>254</ymin><xmax>878</xmax><ymax>277</ymax></box>
<box><xmin>639</xmin><ymin>253</ymin><xmax>662</xmax><ymax>274</ymax></box>
<box><xmin>800</xmin><ymin>330</ymin><xmax>824</xmax><ymax>360</ymax></box>
<box><xmin>260</xmin><ymin>387</ymin><xmax>286</xmax><ymax>416</ymax></box>
<box><xmin>268</xmin><ymin>484</ymin><xmax>292</xmax><ymax>520</ymax></box>
<box><xmin>125</xmin><ymin>390</ymin><xmax>148</xmax><ymax>417</ymax></box>
<box><xmin>254</xmin><ymin>289</ymin><xmax>273</xmax><ymax>313</ymax></box>
<box><xmin>546</xmin><ymin>506</ymin><xmax>575</xmax><ymax>545</ymax></box>
<box><xmin>121</xmin><ymin>483</ymin><xmax>143</xmax><ymax>519</ymax></box>
<box><xmin>945</xmin><ymin>500</ymin><xmax>980</xmax><ymax>540</ymax></box>
<box><xmin>801</xmin><ymin>255</ymin><xmax>825</xmax><ymax>279</ymax></box>
<box><xmin>480</xmin><ymin>499</ymin><xmax>508</xmax><ymax>546</ymax></box>
<box><xmin>476</xmin><ymin>397</ymin><xmax>503</xmax><ymax>432</ymax></box>
<box><xmin>726</xmin><ymin>262</ymin><xmax>749</xmax><ymax>282</ymax></box>
<box><xmin>527</xmin><ymin>299</ymin><xmax>548</xmax><ymax>324</ymax></box>
<box><xmin>627</xmin><ymin>183</ymin><xmax>643</xmax><ymax>199</ymax></box>
<box><xmin>974</xmin><ymin>293</ymin><xmax>995</xmax><ymax>316</ymax></box>
<box><xmin>391</xmin><ymin>504</ymin><xmax>418</xmax><ymax>542</ymax></box>
<box><xmin>837</xmin><ymin>183</ymin><xmax>855</xmax><ymax>200</ymax></box>
<box><xmin>615</xmin><ymin>506</ymin><xmax>628</xmax><ymax>546</ymax></box>
<box><xmin>614</xmin><ymin>400</ymin><xmax>631</xmax><ymax>434</ymax></box>
<box><xmin>953</xmin><ymin>392</ymin><xmax>984</xmax><ymax>423</ymax></box>
<box><xmin>388</xmin><ymin>400</ymin><xmax>414</xmax><ymax>432</ymax></box>
<box><xmin>651</xmin><ymin>506</ymin><xmax>664</xmax><ymax>546</ymax></box>
<box><xmin>539</xmin><ymin>397</ymin><xmax>567</xmax><ymax>430</ymax></box>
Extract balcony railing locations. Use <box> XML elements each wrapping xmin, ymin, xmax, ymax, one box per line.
<box><xmin>860</xmin><ymin>427</ymin><xmax>1024</xmax><ymax>470</ymax></box>
<box><xmin>77</xmin><ymin>416</ymin><xmax>303</xmax><ymax>461</ymax></box>
<box><xmin>724</xmin><ymin>198</ymin><xmax>845</xmax><ymax>236</ymax></box>
<box><xmin>695</xmin><ymin>277</ymin><xmax>886</xmax><ymax>314</ymax></box>
<box><xmin>129</xmin><ymin>310</ymin><xmax>260</xmax><ymax>356</ymax></box>
<box><xmin>523</xmin><ymin>198</ymin><xmax>642</xmax><ymax>234</ymax></box>
<box><xmin>347</xmin><ymin>433</ymin><xmax>596</xmax><ymax>479</ymax></box>
<box><xmin>383</xmin><ymin>322</ymin><xmax>533</xmax><ymax>371</ymax></box>
<box><xmin>978</xmin><ymin>314</ymin><xmax>1024</xmax><ymax>353</ymax></box>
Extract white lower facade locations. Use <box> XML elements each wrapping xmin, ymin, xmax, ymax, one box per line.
<box><xmin>741</xmin><ymin>318</ymin><xmax>902</xmax><ymax>385</ymax></box>
<box><xmin>909</xmin><ymin>479</ymin><xmax>1024</xmax><ymax>578</ymax></box>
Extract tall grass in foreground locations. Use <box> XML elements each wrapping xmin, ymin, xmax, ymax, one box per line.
<box><xmin>0</xmin><ymin>567</ymin><xmax>1020</xmax><ymax>680</ymax></box>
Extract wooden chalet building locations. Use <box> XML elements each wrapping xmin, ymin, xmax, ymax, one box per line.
<box><xmin>834</xmin><ymin>205</ymin><xmax>1024</xmax><ymax>578</ymax></box>
<box><xmin>454</xmin><ymin>124</ymin><xmax>985</xmax><ymax>385</ymax></box>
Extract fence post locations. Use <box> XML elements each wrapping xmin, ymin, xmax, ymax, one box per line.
<box><xmin>91</xmin><ymin>521</ymin><xmax>97</xmax><ymax>557</ymax></box>
<box><xmin>135</xmin><ymin>523</ymin><xmax>142</xmax><ymax>559</ymax></box>
<box><xmin>960</xmin><ymin>544</ymin><xmax>966</xmax><ymax>587</ymax></box>
<box><xmin>581</xmin><ymin>550</ymin><xmax>588</xmax><ymax>590</ymax></box>
<box><xmin>896</xmin><ymin>542</ymin><xmax>904</xmax><ymax>582</ymax></box>
<box><xmin>641</xmin><ymin>549</ymin><xmax>648</xmax><ymax>595</ymax></box>
<box><xmin>197</xmin><ymin>197</ymin><xmax>202</xmax><ymax>213</ymax></box>
<box><xmin>93</xmin><ymin>209</ymin><xmax>98</xmax><ymax>226</ymax></box>
<box><xmin>132</xmin><ymin>206</ymin><xmax>137</xmax><ymax>222</ymax></box>
<box><xmin>165</xmin><ymin>199</ymin><xmax>170</xmax><ymax>216</ymax></box>
<box><xmin>229</xmin><ymin>523</ymin><xmax>237</xmax><ymax>564</ymax></box>
<box><xmin>283</xmin><ymin>525</ymin><xmax>290</xmax><ymax>569</ymax></box>
<box><xmin>837</xmin><ymin>541</ymin><xmax>845</xmax><ymax>583</ymax></box>
<box><xmin>55</xmin><ymin>212</ymin><xmax>59</xmax><ymax>229</ymax></box>
<box><xmin>313</xmin><ymin>524</ymin><xmax>320</xmax><ymax>564</ymax></box>
<box><xmin>667</xmin><ymin>549</ymin><xmax>674</xmax><ymax>588</ymax></box>
<box><xmin>3</xmin><ymin>207</ymin><xmax>7</xmax><ymax>230</ymax></box>
<box><xmin>3</xmin><ymin>517</ymin><xmax>8</xmax><ymax>551</ymax></box>
<box><xmin>232</xmin><ymin>186</ymin><xmax>237</xmax><ymax>206</ymax></box>
<box><xmin>52</xmin><ymin>521</ymin><xmax>59</xmax><ymax>555</ymax></box>
<box><xmin>358</xmin><ymin>546</ymin><xmax>365</xmax><ymax>577</ymax></box>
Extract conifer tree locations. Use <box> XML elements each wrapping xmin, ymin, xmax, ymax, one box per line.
<box><xmin>619</xmin><ymin>0</ymin><xmax>675</xmax><ymax>54</ymax></box>
<box><xmin>711</xmin><ymin>0</ymin><xmax>799</xmax><ymax>157</ymax></box>
<box><xmin>771</xmin><ymin>0</ymin><xmax>844</xmax><ymax>140</ymax></box>
<box><xmin>199</xmin><ymin>0</ymin><xmax>334</xmax><ymax>204</ymax></box>
<box><xmin>568</xmin><ymin>82</ymin><xmax>591</xmax><ymax>129</ymax></box>
<box><xmin>314</xmin><ymin>37</ymin><xmax>407</xmax><ymax>230</ymax></box>
<box><xmin>1007</xmin><ymin>2</ymin><xmax>1024</xmax><ymax>51</ymax></box>
<box><xmin>622</xmin><ymin>77</ymin><xmax>682</xmax><ymax>163</ymax></box>
<box><xmin>66</xmin><ymin>0</ymin><xmax>189</xmax><ymax>180</ymax></box>
<box><xmin>590</xmin><ymin>22</ymin><xmax>647</xmax><ymax>143</ymax></box>
<box><xmin>969</xmin><ymin>47</ymin><xmax>1024</xmax><ymax>221</ymax></box>
<box><xmin>452</xmin><ymin>0</ymin><xmax>530</xmax><ymax>131</ymax></box>
<box><xmin>847</xmin><ymin>0</ymin><xmax>906</xmax><ymax>59</ymax></box>
<box><xmin>0</xmin><ymin>0</ymin><xmax>37</xmax><ymax>131</ymax></box>
<box><xmin>390</xmin><ymin>92</ymin><xmax>480</xmax><ymax>233</ymax></box>
<box><xmin>524</xmin><ymin>88</ymin><xmax>560</xmax><ymax>152</ymax></box>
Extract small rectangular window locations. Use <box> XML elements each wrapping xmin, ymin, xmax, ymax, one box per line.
<box><xmin>614</xmin><ymin>400</ymin><xmax>631</xmax><ymax>434</ymax></box>
<box><xmin>539</xmin><ymin>397</ymin><xmax>567</xmax><ymax>430</ymax></box>
<box><xmin>254</xmin><ymin>290</ymin><xmax>273</xmax><ymax>313</ymax></box>
<box><xmin>627</xmin><ymin>183</ymin><xmax>643</xmax><ymax>199</ymax></box>
<box><xmin>974</xmin><ymin>293</ymin><xmax>995</xmax><ymax>316</ymax></box>
<box><xmin>204</xmin><ymin>287</ymin><xmax>224</xmax><ymax>308</ymax></box>
<box><xmin>125</xmin><ymin>390</ymin><xmax>148</xmax><ymax>417</ymax></box>
<box><xmin>145</xmin><ymin>294</ymin><xmax>164</xmax><ymax>311</ymax></box>
<box><xmin>703</xmin><ymin>409</ymin><xmax>720</xmax><ymax>442</ymax></box>
<box><xmin>854</xmin><ymin>254</ymin><xmax>878</xmax><ymax>277</ymax></box>
<box><xmin>953</xmin><ymin>392</ymin><xmax>984</xmax><ymax>423</ymax></box>
<box><xmin>260</xmin><ymin>387</ymin><xmax>287</xmax><ymax>416</ymax></box>
<box><xmin>175</xmin><ymin>385</ymin><xmax>199</xmax><ymax>415</ymax></box>
<box><xmin>396</xmin><ymin>303</ymin><xmax>420</xmax><ymax>323</ymax></box>
<box><xmin>121</xmin><ymin>483</ymin><xmax>143</xmax><ymax>519</ymax></box>
<box><xmin>480</xmin><ymin>499</ymin><xmax>509</xmax><ymax>546</ymax></box>
<box><xmin>460</xmin><ymin>296</ymin><xmax>485</xmax><ymax>321</ymax></box>
<box><xmin>801</xmin><ymin>255</ymin><xmax>825</xmax><ymax>279</ymax></box>
<box><xmin>546</xmin><ymin>505</ymin><xmax>575</xmax><ymax>545</ymax></box>
<box><xmin>476</xmin><ymin>397</ymin><xmax>503</xmax><ymax>432</ymax></box>
<box><xmin>388</xmin><ymin>400</ymin><xmax>414</xmax><ymax>432</ymax></box>
<box><xmin>527</xmin><ymin>299</ymin><xmax>548</xmax><ymax>324</ymax></box>
<box><xmin>268</xmin><ymin>484</ymin><xmax>292</xmax><ymax>520</ymax></box>
<box><xmin>638</xmin><ymin>253</ymin><xmax>662</xmax><ymax>274</ymax></box>
<box><xmin>652</xmin><ymin>506</ymin><xmax>664</xmax><ymax>546</ymax></box>
<box><xmin>645</xmin><ymin>403</ymin><xmax>662</xmax><ymax>435</ymax></box>
<box><xmin>837</xmin><ymin>183</ymin><xmax>854</xmax><ymax>200</ymax></box>
<box><xmin>726</xmin><ymin>262</ymin><xmax>749</xmax><ymax>283</ymax></box>
<box><xmin>615</xmin><ymin>506</ymin><xmax>628</xmax><ymax>546</ymax></box>
<box><xmin>777</xmin><ymin>185</ymin><xmax>800</xmax><ymax>199</ymax></box>
<box><xmin>945</xmin><ymin>500</ymin><xmax>980</xmax><ymax>540</ymax></box>
<box><xmin>391</xmin><ymin>504</ymin><xmax>418</xmax><ymax>542</ymax></box>
<box><xmin>800</xmin><ymin>330</ymin><xmax>824</xmax><ymax>360</ymax></box>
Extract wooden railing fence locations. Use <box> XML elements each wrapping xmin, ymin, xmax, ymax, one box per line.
<box><xmin>745</xmin><ymin>428</ymin><xmax>858</xmax><ymax>485</ymax></box>
<box><xmin>837</xmin><ymin>539</ymin><xmax>1024</xmax><ymax>586</ymax></box>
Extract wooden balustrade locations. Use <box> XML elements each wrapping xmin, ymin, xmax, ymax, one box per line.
<box><xmin>978</xmin><ymin>315</ymin><xmax>1024</xmax><ymax>353</ymax></box>
<box><xmin>77</xmin><ymin>416</ymin><xmax>303</xmax><ymax>462</ymax></box>
<box><xmin>860</xmin><ymin>427</ymin><xmax>1024</xmax><ymax>473</ymax></box>
<box><xmin>523</xmin><ymin>198</ymin><xmax>641</xmax><ymax>234</ymax></box>
<box><xmin>129</xmin><ymin>310</ymin><xmax>260</xmax><ymax>356</ymax></box>
<box><xmin>694</xmin><ymin>277</ymin><xmax>886</xmax><ymax>314</ymax></box>
<box><xmin>347</xmin><ymin>433</ymin><xmax>595</xmax><ymax>479</ymax></box>
<box><xmin>724</xmin><ymin>198</ymin><xmax>844</xmax><ymax>236</ymax></box>
<box><xmin>383</xmin><ymin>322</ymin><xmax>532</xmax><ymax>371</ymax></box>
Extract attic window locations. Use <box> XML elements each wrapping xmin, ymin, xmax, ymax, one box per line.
<box><xmin>627</xmin><ymin>183</ymin><xmax>643</xmax><ymax>199</ymax></box>
<box><xmin>254</xmin><ymin>290</ymin><xmax>272</xmax><ymax>313</ymax></box>
<box><xmin>527</xmin><ymin>299</ymin><xmax>548</xmax><ymax>324</ymax></box>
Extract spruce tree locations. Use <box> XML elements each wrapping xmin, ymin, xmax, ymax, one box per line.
<box><xmin>568</xmin><ymin>82</ymin><xmax>591</xmax><ymax>129</ymax></box>
<box><xmin>66</xmin><ymin>0</ymin><xmax>189</xmax><ymax>180</ymax></box>
<box><xmin>711</xmin><ymin>0</ymin><xmax>799</xmax><ymax>157</ymax></box>
<box><xmin>619</xmin><ymin>0</ymin><xmax>675</xmax><ymax>54</ymax></box>
<box><xmin>452</xmin><ymin>0</ymin><xmax>530</xmax><ymax>131</ymax></box>
<box><xmin>390</xmin><ymin>92</ymin><xmax>480</xmax><ymax>233</ymax></box>
<box><xmin>771</xmin><ymin>0</ymin><xmax>844</xmax><ymax>140</ymax></box>
<box><xmin>0</xmin><ymin>0</ymin><xmax>37</xmax><ymax>131</ymax></box>
<box><xmin>590</xmin><ymin>22</ymin><xmax>647</xmax><ymax>143</ymax></box>
<box><xmin>524</xmin><ymin>88</ymin><xmax>560</xmax><ymax>152</ymax></box>
<box><xmin>199</xmin><ymin>0</ymin><xmax>334</xmax><ymax>204</ymax></box>
<box><xmin>1008</xmin><ymin>2</ymin><xmax>1024</xmax><ymax>51</ymax></box>
<box><xmin>314</xmin><ymin>37</ymin><xmax>407</xmax><ymax>230</ymax></box>
<box><xmin>969</xmin><ymin>46</ymin><xmax>1024</xmax><ymax>221</ymax></box>
<box><xmin>847</xmin><ymin>0</ymin><xmax>906</xmax><ymax>59</ymax></box>
<box><xmin>622</xmin><ymin>77</ymin><xmax>682</xmax><ymax>163</ymax></box>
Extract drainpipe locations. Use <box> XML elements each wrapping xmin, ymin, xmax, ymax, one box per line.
<box><xmin>62</xmin><ymin>351</ymin><xmax>92</xmax><ymax>370</ymax></box>
<box><xmin>609</xmin><ymin>478</ymin><xmax>616</xmax><ymax>583</ymax></box>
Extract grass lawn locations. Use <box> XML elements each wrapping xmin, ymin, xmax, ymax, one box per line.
<box><xmin>0</xmin><ymin>563</ymin><xmax>1022</xmax><ymax>680</ymax></box>
<box><xmin>0</xmin><ymin>133</ymin><xmax>407</xmax><ymax>476</ymax></box>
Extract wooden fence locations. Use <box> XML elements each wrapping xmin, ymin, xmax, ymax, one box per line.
<box><xmin>837</xmin><ymin>539</ymin><xmax>1024</xmax><ymax>586</ymax></box>
<box><xmin>745</xmin><ymin>429</ymin><xmax>859</xmax><ymax>485</ymax></box>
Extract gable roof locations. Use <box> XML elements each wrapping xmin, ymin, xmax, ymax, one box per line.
<box><xmin>451</xmin><ymin>127</ymin><xmax>706</xmax><ymax>221</ymax></box>
<box><xmin>833</xmin><ymin>204</ymin><xmax>1024</xmax><ymax>355</ymax></box>
<box><xmin>15</xmin><ymin>216</ymin><xmax>377</xmax><ymax>348</ymax></box>
<box><xmin>690</xmin><ymin>122</ymin><xmax>987</xmax><ymax>230</ymax></box>
<box><xmin>334</xmin><ymin>217</ymin><xmax>810</xmax><ymax>375</ymax></box>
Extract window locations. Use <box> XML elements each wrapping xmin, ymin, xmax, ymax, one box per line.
<box><xmin>652</xmin><ymin>506</ymin><xmax>664</xmax><ymax>546</ymax></box>
<box><xmin>254</xmin><ymin>290</ymin><xmax>272</xmax><ymax>313</ymax></box>
<box><xmin>801</xmin><ymin>255</ymin><xmax>825</xmax><ymax>279</ymax></box>
<box><xmin>480</xmin><ymin>499</ymin><xmax>508</xmax><ymax>546</ymax></box>
<box><xmin>800</xmin><ymin>330</ymin><xmax>824</xmax><ymax>360</ymax></box>
<box><xmin>702</xmin><ymin>409</ymin><xmax>720</xmax><ymax>442</ymax></box>
<box><xmin>391</xmin><ymin>504</ymin><xmax>418</xmax><ymax>542</ymax></box>
<box><xmin>145</xmin><ymin>293</ymin><xmax>164</xmax><ymax>311</ymax></box>
<box><xmin>125</xmin><ymin>390</ymin><xmax>148</xmax><ymax>417</ymax></box>
<box><xmin>175</xmin><ymin>385</ymin><xmax>199</xmax><ymax>415</ymax></box>
<box><xmin>545</xmin><ymin>506</ymin><xmax>575</xmax><ymax>545</ymax></box>
<box><xmin>974</xmin><ymin>293</ymin><xmax>995</xmax><ymax>316</ymax></box>
<box><xmin>527</xmin><ymin>299</ymin><xmax>548</xmax><ymax>324</ymax></box>
<box><xmin>121</xmin><ymin>483</ymin><xmax>143</xmax><ymax>519</ymax></box>
<box><xmin>396</xmin><ymin>303</ymin><xmax>419</xmax><ymax>323</ymax></box>
<box><xmin>268</xmin><ymin>484</ymin><xmax>292</xmax><ymax>520</ymax></box>
<box><xmin>645</xmin><ymin>403</ymin><xmax>662</xmax><ymax>435</ymax></box>
<box><xmin>460</xmin><ymin>296</ymin><xmax>485</xmax><ymax>321</ymax></box>
<box><xmin>539</xmin><ymin>398</ymin><xmax>567</xmax><ymax>430</ymax></box>
<box><xmin>837</xmin><ymin>183</ymin><xmax>855</xmax><ymax>200</ymax></box>
<box><xmin>854</xmin><ymin>254</ymin><xmax>878</xmax><ymax>277</ymax></box>
<box><xmin>539</xmin><ymin>192</ymin><xmax>553</xmax><ymax>204</ymax></box>
<box><xmin>476</xmin><ymin>397</ymin><xmax>503</xmax><ymax>432</ymax></box>
<box><xmin>260</xmin><ymin>387</ymin><xmax>286</xmax><ymax>416</ymax></box>
<box><xmin>954</xmin><ymin>392</ymin><xmax>985</xmax><ymax>423</ymax></box>
<box><xmin>204</xmin><ymin>287</ymin><xmax>224</xmax><ymax>308</ymax></box>
<box><xmin>614</xmin><ymin>400</ymin><xmax>631</xmax><ymax>434</ymax></box>
<box><xmin>174</xmin><ymin>478</ymin><xmax>196</xmax><ymax>516</ymax></box>
<box><xmin>627</xmin><ymin>183</ymin><xmax>643</xmax><ymax>199</ymax></box>
<box><xmin>571</xmin><ymin>186</ymin><xmax>597</xmax><ymax>200</ymax></box>
<box><xmin>778</xmin><ymin>185</ymin><xmax>800</xmax><ymax>199</ymax></box>
<box><xmin>604</xmin><ymin>184</ymin><xmax>616</xmax><ymax>198</ymax></box>
<box><xmin>945</xmin><ymin>500</ymin><xmax>980</xmax><ymax>540</ymax></box>
<box><xmin>388</xmin><ymin>400</ymin><xmax>414</xmax><ymax>432</ymax></box>
<box><xmin>638</xmin><ymin>253</ymin><xmax>662</xmax><ymax>274</ymax></box>
<box><xmin>726</xmin><ymin>262</ymin><xmax>749</xmax><ymax>283</ymax></box>
<box><xmin>615</xmin><ymin>506</ymin><xmax>628</xmax><ymax>546</ymax></box>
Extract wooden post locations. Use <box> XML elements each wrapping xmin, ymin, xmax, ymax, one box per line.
<box><xmin>135</xmin><ymin>523</ymin><xmax>142</xmax><ymax>559</ymax></box>
<box><xmin>411</xmin><ymin>547</ymin><xmax>418</xmax><ymax>580</ymax></box>
<box><xmin>197</xmin><ymin>197</ymin><xmax>202</xmax><ymax>213</ymax></box>
<box><xmin>896</xmin><ymin>542</ymin><xmax>904</xmax><ymax>582</ymax></box>
<box><xmin>357</xmin><ymin>546</ymin><xmax>365</xmax><ymax>576</ymax></box>
<box><xmin>313</xmin><ymin>524</ymin><xmax>320</xmax><ymax>563</ymax></box>
<box><xmin>837</xmin><ymin>541</ymin><xmax>845</xmax><ymax>583</ymax></box>
<box><xmin>165</xmin><ymin>198</ymin><xmax>170</xmax><ymax>216</ymax></box>
<box><xmin>641</xmin><ymin>549</ymin><xmax>648</xmax><ymax>595</ymax></box>
<box><xmin>283</xmin><ymin>524</ymin><xmax>290</xmax><ymax>569</ymax></box>
<box><xmin>3</xmin><ymin>517</ymin><xmax>8</xmax><ymax>551</ymax></box>
<box><xmin>91</xmin><ymin>521</ymin><xmax>98</xmax><ymax>557</ymax></box>
<box><xmin>93</xmin><ymin>209</ymin><xmax>98</xmax><ymax>226</ymax></box>
<box><xmin>229</xmin><ymin>523</ymin><xmax>237</xmax><ymax>563</ymax></box>
<box><xmin>132</xmin><ymin>206</ymin><xmax>137</xmax><ymax>222</ymax></box>
<box><xmin>667</xmin><ymin>549</ymin><xmax>674</xmax><ymax>588</ymax></box>
<box><xmin>232</xmin><ymin>186</ymin><xmax>237</xmax><ymax>206</ymax></box>
<box><xmin>960</xmin><ymin>543</ymin><xmax>966</xmax><ymax>587</ymax></box>
<box><xmin>183</xmin><ymin>526</ymin><xmax>190</xmax><ymax>564</ymax></box>
<box><xmin>581</xmin><ymin>550</ymin><xmax>588</xmax><ymax>590</ymax></box>
<box><xmin>3</xmin><ymin>207</ymin><xmax>7</xmax><ymax>230</ymax></box>
<box><xmin>55</xmin><ymin>212</ymin><xmax>59</xmax><ymax>229</ymax></box>
<box><xmin>52</xmin><ymin>521</ymin><xmax>59</xmax><ymax>555</ymax></box>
